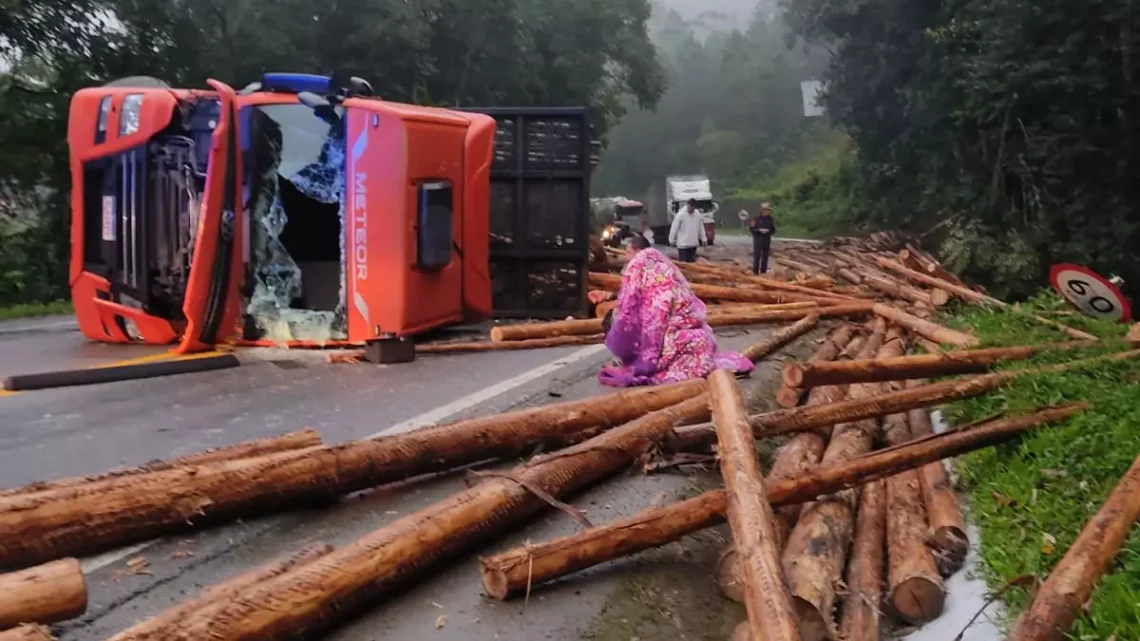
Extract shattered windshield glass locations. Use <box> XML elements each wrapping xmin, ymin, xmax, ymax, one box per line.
<box><xmin>245</xmin><ymin>104</ymin><xmax>347</xmax><ymax>343</ymax></box>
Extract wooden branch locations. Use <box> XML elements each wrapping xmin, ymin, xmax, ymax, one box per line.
<box><xmin>478</xmin><ymin>404</ymin><xmax>1085</xmax><ymax>599</ymax></box>
<box><xmin>0</xmin><ymin>559</ymin><xmax>86</xmax><ymax>629</ymax></box>
<box><xmin>1008</xmin><ymin>452</ymin><xmax>1140</xmax><ymax>641</ymax></box>
<box><xmin>709</xmin><ymin>370</ymin><xmax>801</xmax><ymax>640</ymax></box>
<box><xmin>741</xmin><ymin>314</ymin><xmax>820</xmax><ymax>362</ymax></box>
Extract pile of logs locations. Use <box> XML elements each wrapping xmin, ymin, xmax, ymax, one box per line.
<box><xmin>4</xmin><ymin>237</ymin><xmax>1139</xmax><ymax>641</ymax></box>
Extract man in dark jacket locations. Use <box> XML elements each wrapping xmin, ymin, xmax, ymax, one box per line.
<box><xmin>749</xmin><ymin>202</ymin><xmax>776</xmax><ymax>274</ymax></box>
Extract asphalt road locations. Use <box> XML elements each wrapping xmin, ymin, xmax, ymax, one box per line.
<box><xmin>0</xmin><ymin>313</ymin><xmax>817</xmax><ymax>641</ymax></box>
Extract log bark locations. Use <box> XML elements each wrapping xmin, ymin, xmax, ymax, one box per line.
<box><xmin>782</xmin><ymin>342</ymin><xmax>1091</xmax><ymax>388</ymax></box>
<box><xmin>1129</xmin><ymin>322</ymin><xmax>1140</xmax><ymax>345</ymax></box>
<box><xmin>108</xmin><ymin>543</ymin><xmax>333</xmax><ymax>641</ymax></box>
<box><xmin>899</xmin><ymin>245</ymin><xmax>966</xmax><ymax>287</ymax></box>
<box><xmin>875</xmin><ymin>257</ymin><xmax>1004</xmax><ymax>306</ymax></box>
<box><xmin>419</xmin><ymin>335</ymin><xmax>605</xmax><ymax>353</ymax></box>
<box><xmin>491</xmin><ymin>319</ymin><xmax>602</xmax><ymax>342</ymax></box>
<box><xmin>0</xmin><ymin>626</ymin><xmax>54</xmax><ymax>641</ymax></box>
<box><xmin>479</xmin><ymin>403</ymin><xmax>1086</xmax><ymax>598</ymax></box>
<box><xmin>0</xmin><ymin>558</ymin><xmax>86</xmax><ymax>629</ymax></box>
<box><xmin>0</xmin><ymin>429</ymin><xmax>322</xmax><ymax>498</ymax></box>
<box><xmin>589</xmin><ymin>271</ymin><xmax>845</xmax><ymax>306</ymax></box>
<box><xmin>906</xmin><ymin>391</ymin><xmax>968</xmax><ymax>576</ymax></box>
<box><xmin>709</xmin><ymin>370</ymin><xmax>801</xmax><ymax>641</ymax></box>
<box><xmin>674</xmin><ymin>263</ymin><xmax>858</xmax><ymax>302</ymax></box>
<box><xmin>1007</xmin><ymin>452</ymin><xmax>1140</xmax><ymax>641</ymax></box>
<box><xmin>886</xmin><ymin>468</ymin><xmax>945</xmax><ymax>624</ymax></box>
<box><xmin>741</xmin><ymin>314</ymin><xmax>820</xmax><ymax>363</ymax></box>
<box><xmin>776</xmin><ymin>325</ymin><xmax>858</xmax><ymax>409</ymax></box>
<box><xmin>1028</xmin><ymin>314</ymin><xmax>1099</xmax><ymax>341</ymax></box>
<box><xmin>594</xmin><ymin>300</ymin><xmax>617</xmax><ymax>318</ymax></box>
<box><xmin>778</xmin><ymin>336</ymin><xmax>898</xmax><ymax>641</ymax></box>
<box><xmin>135</xmin><ymin>395</ymin><xmax>713</xmax><ymax>641</ymax></box>
<box><xmin>838</xmin><ymin>478</ymin><xmax>885</xmax><ymax>641</ymax></box>
<box><xmin>858</xmin><ymin>269</ymin><xmax>949</xmax><ymax>307</ymax></box>
<box><xmin>667</xmin><ymin>349</ymin><xmax>1139</xmax><ymax>452</ymax></box>
<box><xmin>0</xmin><ymin>380</ymin><xmax>708</xmax><ymax>568</ymax></box>
<box><xmin>872</xmin><ymin>303</ymin><xmax>979</xmax><ymax>347</ymax></box>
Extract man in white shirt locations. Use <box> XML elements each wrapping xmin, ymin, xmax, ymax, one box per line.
<box><xmin>669</xmin><ymin>198</ymin><xmax>707</xmax><ymax>263</ymax></box>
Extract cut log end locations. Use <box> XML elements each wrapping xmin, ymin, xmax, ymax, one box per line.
<box><xmin>929</xmin><ymin>289</ymin><xmax>951</xmax><ymax>307</ymax></box>
<box><xmin>716</xmin><ymin>546</ymin><xmax>744</xmax><ymax>603</ymax></box>
<box><xmin>931</xmin><ymin>526</ymin><xmax>970</xmax><ymax>576</ymax></box>
<box><xmin>792</xmin><ymin>596</ymin><xmax>832</xmax><ymax>641</ymax></box>
<box><xmin>889</xmin><ymin>575</ymin><xmax>945</xmax><ymax>624</ymax></box>
<box><xmin>731</xmin><ymin>621</ymin><xmax>752</xmax><ymax>641</ymax></box>
<box><xmin>489</xmin><ymin>326</ymin><xmax>506</xmax><ymax>342</ymax></box>
<box><xmin>481</xmin><ymin>564</ymin><xmax>512</xmax><ymax>601</ymax></box>
<box><xmin>782</xmin><ymin>364</ymin><xmax>806</xmax><ymax>388</ymax></box>
<box><xmin>776</xmin><ymin>386</ymin><xmax>804</xmax><ymax>408</ymax></box>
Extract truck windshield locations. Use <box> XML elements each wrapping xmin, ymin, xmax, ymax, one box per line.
<box><xmin>245</xmin><ymin>104</ymin><xmax>348</xmax><ymax>342</ymax></box>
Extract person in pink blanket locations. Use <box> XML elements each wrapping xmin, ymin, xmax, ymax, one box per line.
<box><xmin>598</xmin><ymin>235</ymin><xmax>754</xmax><ymax>387</ymax></box>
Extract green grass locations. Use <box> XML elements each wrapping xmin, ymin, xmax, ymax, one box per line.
<box><xmin>944</xmin><ymin>292</ymin><xmax>1140</xmax><ymax>639</ymax></box>
<box><xmin>0</xmin><ymin>299</ymin><xmax>73</xmax><ymax>321</ymax></box>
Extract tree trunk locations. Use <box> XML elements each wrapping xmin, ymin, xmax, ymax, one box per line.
<box><xmin>668</xmin><ymin>349</ymin><xmax>1138</xmax><ymax>452</ymax></box>
<box><xmin>874</xmin><ymin>257</ymin><xmax>1004</xmax><ymax>306</ymax></box>
<box><xmin>0</xmin><ymin>429</ymin><xmax>322</xmax><ymax>498</ymax></box>
<box><xmin>906</xmin><ymin>390</ymin><xmax>968</xmax><ymax>576</ymax></box>
<box><xmin>776</xmin><ymin>325</ymin><xmax>859</xmax><ymax>409</ymax></box>
<box><xmin>741</xmin><ymin>314</ymin><xmax>820</xmax><ymax>363</ymax></box>
<box><xmin>491</xmin><ymin>319</ymin><xmax>603</xmax><ymax>342</ymax></box>
<box><xmin>838</xmin><ymin>478</ymin><xmax>885</xmax><ymax>641</ymax></box>
<box><xmin>872</xmin><ymin>303</ymin><xmax>979</xmax><ymax>347</ymax></box>
<box><xmin>132</xmin><ymin>395</ymin><xmax>713</xmax><ymax>641</ymax></box>
<box><xmin>781</xmin><ymin>342</ymin><xmax>1090</xmax><ymax>388</ymax></box>
<box><xmin>1007</xmin><ymin>453</ymin><xmax>1140</xmax><ymax>641</ymax></box>
<box><xmin>779</xmin><ymin>336</ymin><xmax>898</xmax><ymax>641</ymax></box>
<box><xmin>479</xmin><ymin>403</ymin><xmax>1085</xmax><ymax>598</ymax></box>
<box><xmin>419</xmin><ymin>335</ymin><xmax>605</xmax><ymax>353</ymax></box>
<box><xmin>0</xmin><ymin>558</ymin><xmax>86</xmax><ymax>629</ymax></box>
<box><xmin>709</xmin><ymin>370</ymin><xmax>801</xmax><ymax>641</ymax></box>
<box><xmin>886</xmin><ymin>468</ymin><xmax>945</xmax><ymax>624</ymax></box>
<box><xmin>0</xmin><ymin>626</ymin><xmax>54</xmax><ymax>641</ymax></box>
<box><xmin>108</xmin><ymin>544</ymin><xmax>333</xmax><ymax>641</ymax></box>
<box><xmin>0</xmin><ymin>380</ymin><xmax>708</xmax><ymax>568</ymax></box>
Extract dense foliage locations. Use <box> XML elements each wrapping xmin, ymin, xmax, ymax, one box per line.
<box><xmin>784</xmin><ymin>0</ymin><xmax>1140</xmax><ymax>300</ymax></box>
<box><xmin>0</xmin><ymin>0</ymin><xmax>665</xmax><ymax>307</ymax></box>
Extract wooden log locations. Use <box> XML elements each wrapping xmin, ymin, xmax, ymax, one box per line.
<box><xmin>667</xmin><ymin>349</ymin><xmax>1139</xmax><ymax>452</ymax></box>
<box><xmin>140</xmin><ymin>395</ymin><xmax>713</xmax><ymax>641</ymax></box>
<box><xmin>775</xmin><ymin>326</ymin><xmax>859</xmax><ymax>409</ymax></box>
<box><xmin>0</xmin><ymin>558</ymin><xmax>86</xmax><ymax>629</ymax></box>
<box><xmin>594</xmin><ymin>301</ymin><xmax>617</xmax><ymax>318</ymax></box>
<box><xmin>884</xmin><ymin>410</ymin><xmax>945</xmax><ymax>624</ymax></box>
<box><xmin>838</xmin><ymin>478</ymin><xmax>885</xmax><ymax>641</ymax></box>
<box><xmin>1129</xmin><ymin>322</ymin><xmax>1140</xmax><ymax>345</ymax></box>
<box><xmin>674</xmin><ymin>263</ymin><xmax>858</xmax><ymax>302</ymax></box>
<box><xmin>872</xmin><ymin>303</ymin><xmax>979</xmax><ymax>347</ymax></box>
<box><xmin>899</xmin><ymin>245</ymin><xmax>966</xmax><ymax>287</ymax></box>
<box><xmin>479</xmin><ymin>403</ymin><xmax>1086</xmax><ymax>598</ymax></box>
<box><xmin>858</xmin><ymin>269</ymin><xmax>949</xmax><ymax>307</ymax></box>
<box><xmin>590</xmin><ymin>271</ymin><xmax>846</xmax><ymax>306</ymax></box>
<box><xmin>418</xmin><ymin>335</ymin><xmax>605</xmax><ymax>353</ymax></box>
<box><xmin>491</xmin><ymin>319</ymin><xmax>602</xmax><ymax>342</ymax></box>
<box><xmin>741</xmin><ymin>314</ymin><xmax>820</xmax><ymax>362</ymax></box>
<box><xmin>779</xmin><ymin>336</ymin><xmax>899</xmax><ymax>641</ymax></box>
<box><xmin>1028</xmin><ymin>314</ymin><xmax>1099</xmax><ymax>341</ymax></box>
<box><xmin>1007</xmin><ymin>452</ymin><xmax>1140</xmax><ymax>641</ymax></box>
<box><xmin>875</xmin><ymin>257</ymin><xmax>1004</xmax><ymax>306</ymax></box>
<box><xmin>782</xmin><ymin>342</ymin><xmax>1092</xmax><ymax>388</ymax></box>
<box><xmin>0</xmin><ymin>429</ymin><xmax>322</xmax><ymax>499</ymax></box>
<box><xmin>107</xmin><ymin>544</ymin><xmax>333</xmax><ymax>641</ymax></box>
<box><xmin>0</xmin><ymin>626</ymin><xmax>54</xmax><ymax>641</ymax></box>
<box><xmin>0</xmin><ymin>380</ymin><xmax>708</xmax><ymax>568</ymax></box>
<box><xmin>708</xmin><ymin>370</ymin><xmax>801</xmax><ymax>641</ymax></box>
<box><xmin>907</xmin><ymin>394</ymin><xmax>968</xmax><ymax>576</ymax></box>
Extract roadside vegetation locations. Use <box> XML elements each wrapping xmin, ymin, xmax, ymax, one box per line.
<box><xmin>944</xmin><ymin>294</ymin><xmax>1140</xmax><ymax>638</ymax></box>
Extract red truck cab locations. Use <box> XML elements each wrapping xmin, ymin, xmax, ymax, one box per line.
<box><xmin>67</xmin><ymin>74</ymin><xmax>495</xmax><ymax>352</ymax></box>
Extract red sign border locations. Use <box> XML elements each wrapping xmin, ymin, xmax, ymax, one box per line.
<box><xmin>1048</xmin><ymin>263</ymin><xmax>1132</xmax><ymax>323</ymax></box>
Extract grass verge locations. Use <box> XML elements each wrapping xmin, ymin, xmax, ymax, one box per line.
<box><xmin>945</xmin><ymin>292</ymin><xmax>1140</xmax><ymax>639</ymax></box>
<box><xmin>0</xmin><ymin>300</ymin><xmax>73</xmax><ymax>321</ymax></box>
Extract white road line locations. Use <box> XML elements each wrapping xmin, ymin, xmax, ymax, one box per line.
<box><xmin>80</xmin><ymin>542</ymin><xmax>153</xmax><ymax>573</ymax></box>
<box><xmin>79</xmin><ymin>343</ymin><xmax>608</xmax><ymax>573</ymax></box>
<box><xmin>369</xmin><ymin>344</ymin><xmax>608</xmax><ymax>438</ymax></box>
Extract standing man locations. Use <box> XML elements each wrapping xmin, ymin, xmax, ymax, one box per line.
<box><xmin>669</xmin><ymin>198</ymin><xmax>707</xmax><ymax>263</ymax></box>
<box><xmin>749</xmin><ymin>201</ymin><xmax>777</xmax><ymax>274</ymax></box>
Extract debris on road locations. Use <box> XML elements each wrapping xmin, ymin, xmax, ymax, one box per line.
<box><xmin>0</xmin><ymin>625</ymin><xmax>56</xmax><ymax>641</ymax></box>
<box><xmin>0</xmin><ymin>558</ymin><xmax>86</xmax><ymax>630</ymax></box>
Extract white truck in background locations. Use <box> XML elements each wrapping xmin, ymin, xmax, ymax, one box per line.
<box><xmin>645</xmin><ymin>175</ymin><xmax>719</xmax><ymax>246</ymax></box>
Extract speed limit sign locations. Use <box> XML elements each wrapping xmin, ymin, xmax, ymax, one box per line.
<box><xmin>1049</xmin><ymin>264</ymin><xmax>1132</xmax><ymax>323</ymax></box>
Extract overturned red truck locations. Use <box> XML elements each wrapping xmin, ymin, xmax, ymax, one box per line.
<box><xmin>67</xmin><ymin>73</ymin><xmax>594</xmax><ymax>356</ymax></box>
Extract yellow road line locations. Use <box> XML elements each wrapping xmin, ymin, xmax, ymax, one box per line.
<box><xmin>91</xmin><ymin>349</ymin><xmax>231</xmax><ymax>369</ymax></box>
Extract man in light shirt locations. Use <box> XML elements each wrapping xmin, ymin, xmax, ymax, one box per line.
<box><xmin>669</xmin><ymin>198</ymin><xmax>706</xmax><ymax>263</ymax></box>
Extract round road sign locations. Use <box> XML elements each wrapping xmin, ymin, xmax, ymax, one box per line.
<box><xmin>1048</xmin><ymin>263</ymin><xmax>1132</xmax><ymax>323</ymax></box>
<box><xmin>737</xmin><ymin>210</ymin><xmax>749</xmax><ymax>221</ymax></box>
